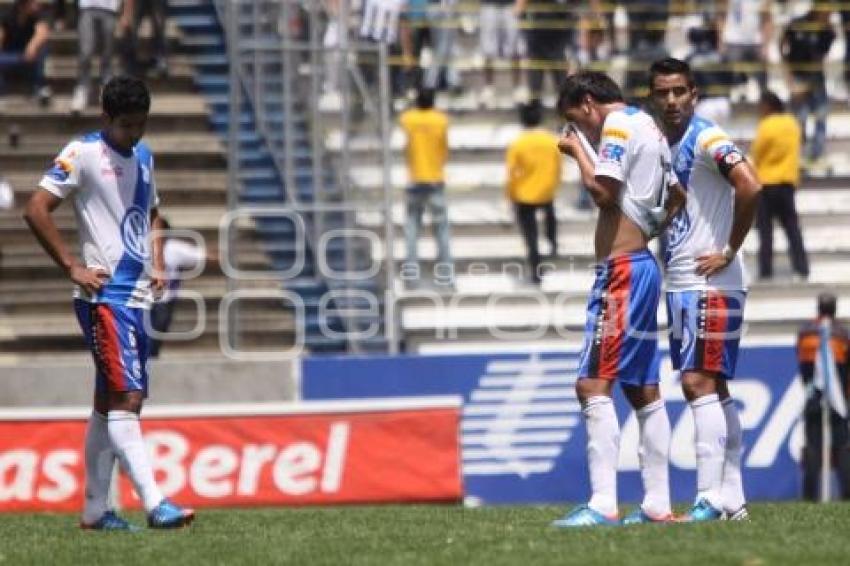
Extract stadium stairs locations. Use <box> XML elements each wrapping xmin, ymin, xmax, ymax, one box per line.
<box><xmin>319</xmin><ymin>14</ymin><xmax>850</xmax><ymax>354</ymax></box>
<box><xmin>171</xmin><ymin>0</ymin><xmax>389</xmax><ymax>354</ymax></box>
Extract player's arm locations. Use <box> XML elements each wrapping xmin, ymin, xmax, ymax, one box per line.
<box><xmin>24</xmin><ymin>20</ymin><xmax>50</xmax><ymax>62</ymax></box>
<box><xmin>23</xmin><ymin>189</ymin><xmax>108</xmax><ymax>294</ymax></box>
<box><xmin>696</xmin><ymin>136</ymin><xmax>762</xmax><ymax>276</ymax></box>
<box><xmin>658</xmin><ymin>181</ymin><xmax>687</xmax><ymax>232</ymax></box>
<box><xmin>150</xmin><ymin>207</ymin><xmax>166</xmax><ymax>293</ymax></box>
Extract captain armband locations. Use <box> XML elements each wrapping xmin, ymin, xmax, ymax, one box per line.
<box><xmin>712</xmin><ymin>145</ymin><xmax>745</xmax><ymax>179</ymax></box>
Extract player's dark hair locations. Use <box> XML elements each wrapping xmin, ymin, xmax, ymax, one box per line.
<box><xmin>649</xmin><ymin>57</ymin><xmax>696</xmax><ymax>90</ymax></box>
<box><xmin>760</xmin><ymin>90</ymin><xmax>785</xmax><ymax>113</ymax></box>
<box><xmin>818</xmin><ymin>293</ymin><xmax>837</xmax><ymax>318</ymax></box>
<box><xmin>519</xmin><ymin>99</ymin><xmax>543</xmax><ymax>127</ymax></box>
<box><xmin>416</xmin><ymin>88</ymin><xmax>435</xmax><ymax>110</ymax></box>
<box><xmin>557</xmin><ymin>71</ymin><xmax>623</xmax><ymax>113</ymax></box>
<box><xmin>101</xmin><ymin>76</ymin><xmax>151</xmax><ymax>118</ymax></box>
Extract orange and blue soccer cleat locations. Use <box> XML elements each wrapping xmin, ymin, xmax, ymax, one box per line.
<box><xmin>621</xmin><ymin>508</ymin><xmax>675</xmax><ymax>525</ymax></box>
<box><xmin>147</xmin><ymin>499</ymin><xmax>195</xmax><ymax>529</ymax></box>
<box><xmin>80</xmin><ymin>510</ymin><xmax>140</xmax><ymax>532</ymax></box>
<box><xmin>551</xmin><ymin>505</ymin><xmax>620</xmax><ymax>528</ymax></box>
<box><xmin>684</xmin><ymin>498</ymin><xmax>723</xmax><ymax>522</ymax></box>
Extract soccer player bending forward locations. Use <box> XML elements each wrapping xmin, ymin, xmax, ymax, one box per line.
<box><xmin>553</xmin><ymin>71</ymin><xmax>686</xmax><ymax>527</ymax></box>
<box><xmin>23</xmin><ymin>76</ymin><xmax>195</xmax><ymax>531</ymax></box>
<box><xmin>649</xmin><ymin>58</ymin><xmax>762</xmax><ymax>522</ymax></box>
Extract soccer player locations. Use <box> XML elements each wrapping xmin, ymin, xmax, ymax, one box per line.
<box><xmin>23</xmin><ymin>76</ymin><xmax>195</xmax><ymax>530</ymax></box>
<box><xmin>648</xmin><ymin>58</ymin><xmax>762</xmax><ymax>521</ymax></box>
<box><xmin>552</xmin><ymin>71</ymin><xmax>685</xmax><ymax>527</ymax></box>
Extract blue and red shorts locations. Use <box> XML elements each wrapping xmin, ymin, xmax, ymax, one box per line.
<box><xmin>74</xmin><ymin>299</ymin><xmax>149</xmax><ymax>396</ymax></box>
<box><xmin>577</xmin><ymin>249</ymin><xmax>661</xmax><ymax>387</ymax></box>
<box><xmin>665</xmin><ymin>290</ymin><xmax>746</xmax><ymax>380</ymax></box>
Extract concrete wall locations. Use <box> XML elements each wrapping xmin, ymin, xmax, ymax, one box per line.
<box><xmin>0</xmin><ymin>355</ymin><xmax>298</xmax><ymax>407</ymax></box>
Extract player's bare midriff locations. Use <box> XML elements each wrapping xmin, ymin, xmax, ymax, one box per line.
<box><xmin>594</xmin><ymin>206</ymin><xmax>649</xmax><ymax>261</ymax></box>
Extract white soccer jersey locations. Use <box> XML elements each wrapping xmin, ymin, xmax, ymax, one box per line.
<box><xmin>666</xmin><ymin>116</ymin><xmax>747</xmax><ymax>292</ymax></box>
<box><xmin>595</xmin><ymin>106</ymin><xmax>675</xmax><ymax>238</ymax></box>
<box><xmin>39</xmin><ymin>131</ymin><xmax>160</xmax><ymax>308</ymax></box>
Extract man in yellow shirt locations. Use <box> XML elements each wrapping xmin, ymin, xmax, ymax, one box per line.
<box><xmin>506</xmin><ymin>99</ymin><xmax>562</xmax><ymax>285</ymax></box>
<box><xmin>750</xmin><ymin>90</ymin><xmax>809</xmax><ymax>280</ymax></box>
<box><xmin>398</xmin><ymin>89</ymin><xmax>453</xmax><ymax>283</ymax></box>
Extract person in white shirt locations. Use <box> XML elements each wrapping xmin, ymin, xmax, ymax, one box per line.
<box><xmin>24</xmin><ymin>76</ymin><xmax>195</xmax><ymax>531</ymax></box>
<box><xmin>148</xmin><ymin>216</ymin><xmax>211</xmax><ymax>357</ymax></box>
<box><xmin>649</xmin><ymin>57</ymin><xmax>762</xmax><ymax>522</ymax></box>
<box><xmin>70</xmin><ymin>0</ymin><xmax>134</xmax><ymax>115</ymax></box>
<box><xmin>719</xmin><ymin>0</ymin><xmax>773</xmax><ymax>95</ymax></box>
<box><xmin>552</xmin><ymin>70</ymin><xmax>685</xmax><ymax>528</ymax></box>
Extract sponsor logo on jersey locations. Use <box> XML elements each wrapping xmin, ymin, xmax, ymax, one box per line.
<box><xmin>121</xmin><ymin>206</ymin><xmax>150</xmax><ymax>261</ymax></box>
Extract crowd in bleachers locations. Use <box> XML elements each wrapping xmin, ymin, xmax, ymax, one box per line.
<box><xmin>0</xmin><ymin>0</ymin><xmax>169</xmax><ymax>112</ymax></box>
<box><xmin>319</xmin><ymin>2</ymin><xmax>850</xmax><ymax>161</ymax></box>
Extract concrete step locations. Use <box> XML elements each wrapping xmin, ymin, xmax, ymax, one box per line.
<box><xmin>0</xmin><ymin>94</ymin><xmax>212</xmax><ymax>135</ymax></box>
<box><xmin>0</xmin><ymin>132</ymin><xmax>224</xmax><ymax>170</ymax></box>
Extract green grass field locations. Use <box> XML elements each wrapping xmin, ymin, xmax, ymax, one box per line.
<box><xmin>1</xmin><ymin>503</ymin><xmax>848</xmax><ymax>565</ymax></box>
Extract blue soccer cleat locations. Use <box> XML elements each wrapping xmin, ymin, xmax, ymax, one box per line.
<box><xmin>551</xmin><ymin>505</ymin><xmax>619</xmax><ymax>528</ymax></box>
<box><xmin>147</xmin><ymin>499</ymin><xmax>195</xmax><ymax>529</ymax></box>
<box><xmin>80</xmin><ymin>510</ymin><xmax>140</xmax><ymax>532</ymax></box>
<box><xmin>685</xmin><ymin>498</ymin><xmax>723</xmax><ymax>522</ymax></box>
<box><xmin>621</xmin><ymin>508</ymin><xmax>675</xmax><ymax>526</ymax></box>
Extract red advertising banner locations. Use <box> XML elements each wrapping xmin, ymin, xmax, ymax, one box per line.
<box><xmin>0</xmin><ymin>399</ymin><xmax>463</xmax><ymax>512</ymax></box>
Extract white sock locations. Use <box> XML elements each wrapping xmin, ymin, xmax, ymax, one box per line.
<box><xmin>636</xmin><ymin>399</ymin><xmax>671</xmax><ymax>517</ymax></box>
<box><xmin>690</xmin><ymin>393</ymin><xmax>726</xmax><ymax>510</ymax></box>
<box><xmin>81</xmin><ymin>411</ymin><xmax>115</xmax><ymax>524</ymax></box>
<box><xmin>107</xmin><ymin>410</ymin><xmax>164</xmax><ymax>513</ymax></box>
<box><xmin>721</xmin><ymin>397</ymin><xmax>746</xmax><ymax>513</ymax></box>
<box><xmin>583</xmin><ymin>396</ymin><xmax>619</xmax><ymax>517</ymax></box>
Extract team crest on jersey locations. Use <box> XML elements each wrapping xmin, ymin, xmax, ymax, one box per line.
<box><xmin>667</xmin><ymin>209</ymin><xmax>691</xmax><ymax>251</ymax></box>
<box><xmin>600</xmin><ymin>143</ymin><xmax>625</xmax><ymax>163</ymax></box>
<box><xmin>121</xmin><ymin>206</ymin><xmax>150</xmax><ymax>261</ymax></box>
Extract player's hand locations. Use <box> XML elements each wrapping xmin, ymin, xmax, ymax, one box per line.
<box><xmin>69</xmin><ymin>265</ymin><xmax>109</xmax><ymax>295</ymax></box>
<box><xmin>558</xmin><ymin>129</ymin><xmax>581</xmax><ymax>158</ymax></box>
<box><xmin>696</xmin><ymin>251</ymin><xmax>731</xmax><ymax>278</ymax></box>
<box><xmin>150</xmin><ymin>272</ymin><xmax>166</xmax><ymax>296</ymax></box>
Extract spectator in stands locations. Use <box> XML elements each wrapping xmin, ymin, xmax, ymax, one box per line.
<box><xmin>399</xmin><ymin>89</ymin><xmax>453</xmax><ymax>285</ymax></box>
<box><xmin>479</xmin><ymin>0</ymin><xmax>524</xmax><ymax>107</ymax></box>
<box><xmin>148</xmin><ymin>217</ymin><xmax>213</xmax><ymax>358</ymax></box>
<box><xmin>718</xmin><ymin>0</ymin><xmax>773</xmax><ymax>100</ymax></box>
<box><xmin>751</xmin><ymin>90</ymin><xmax>809</xmax><ymax>281</ymax></box>
<box><xmin>0</xmin><ymin>177</ymin><xmax>13</xmax><ymax>273</ymax></box>
<box><xmin>124</xmin><ymin>0</ymin><xmax>169</xmax><ymax>79</ymax></box>
<box><xmin>399</xmin><ymin>0</ymin><xmax>431</xmax><ymax>94</ymax></box>
<box><xmin>841</xmin><ymin>8</ymin><xmax>850</xmax><ymax>96</ymax></box>
<box><xmin>622</xmin><ymin>0</ymin><xmax>669</xmax><ymax>99</ymax></box>
<box><xmin>686</xmin><ymin>16</ymin><xmax>734</xmax><ymax>127</ymax></box>
<box><xmin>515</xmin><ymin>0</ymin><xmax>575</xmax><ymax>101</ymax></box>
<box><xmin>506</xmin><ymin>99</ymin><xmax>561</xmax><ymax>285</ymax></box>
<box><xmin>781</xmin><ymin>5</ymin><xmax>834</xmax><ymax>163</ymax></box>
<box><xmin>423</xmin><ymin>0</ymin><xmax>461</xmax><ymax>93</ymax></box>
<box><xmin>70</xmin><ymin>0</ymin><xmax>134</xmax><ymax>115</ymax></box>
<box><xmin>797</xmin><ymin>293</ymin><xmax>850</xmax><ymax>501</ymax></box>
<box><xmin>0</xmin><ymin>0</ymin><xmax>51</xmax><ymax>107</ymax></box>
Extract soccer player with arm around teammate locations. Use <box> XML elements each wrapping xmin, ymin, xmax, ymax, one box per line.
<box><xmin>552</xmin><ymin>71</ymin><xmax>686</xmax><ymax>528</ymax></box>
<box><xmin>23</xmin><ymin>76</ymin><xmax>195</xmax><ymax>531</ymax></box>
<box><xmin>649</xmin><ymin>57</ymin><xmax>762</xmax><ymax>522</ymax></box>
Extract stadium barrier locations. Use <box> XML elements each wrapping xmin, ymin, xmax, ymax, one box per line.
<box><xmin>303</xmin><ymin>345</ymin><xmax>806</xmax><ymax>505</ymax></box>
<box><xmin>0</xmin><ymin>398</ymin><xmax>463</xmax><ymax>512</ymax></box>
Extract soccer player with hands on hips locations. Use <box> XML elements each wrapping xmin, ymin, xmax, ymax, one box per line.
<box><xmin>553</xmin><ymin>71</ymin><xmax>686</xmax><ymax>527</ymax></box>
<box><xmin>23</xmin><ymin>76</ymin><xmax>195</xmax><ymax>531</ymax></box>
<box><xmin>649</xmin><ymin>58</ymin><xmax>762</xmax><ymax>522</ymax></box>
